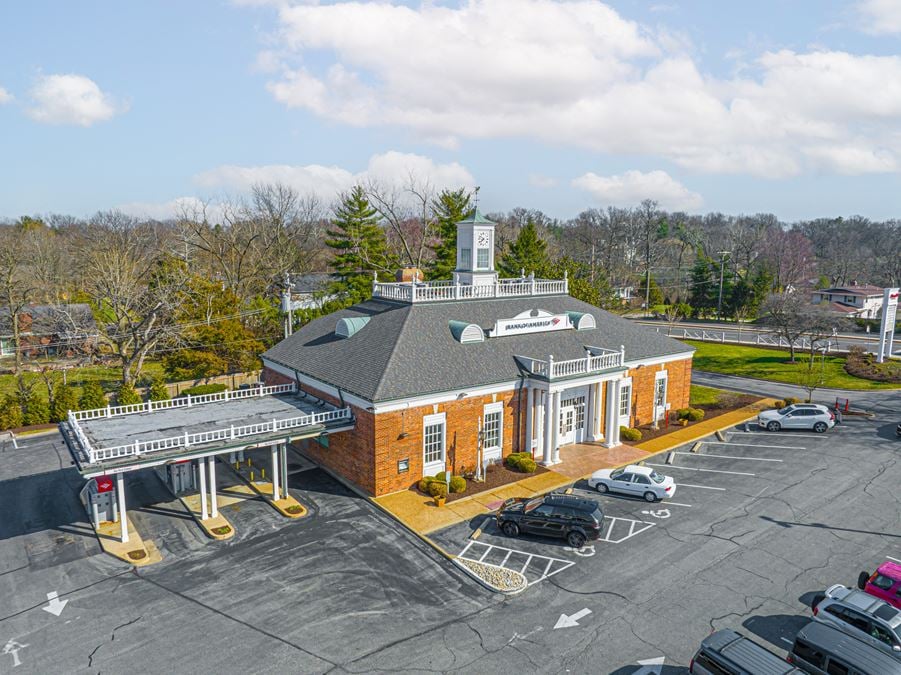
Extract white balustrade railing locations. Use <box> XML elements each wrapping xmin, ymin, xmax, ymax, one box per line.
<box><xmin>372</xmin><ymin>277</ymin><xmax>568</xmax><ymax>303</ymax></box>
<box><xmin>71</xmin><ymin>383</ymin><xmax>296</xmax><ymax>421</ymax></box>
<box><xmin>79</xmin><ymin>406</ymin><xmax>353</xmax><ymax>463</ymax></box>
<box><xmin>521</xmin><ymin>346</ymin><xmax>625</xmax><ymax>380</ymax></box>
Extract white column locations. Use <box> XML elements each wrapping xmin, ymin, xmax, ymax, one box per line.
<box><xmin>198</xmin><ymin>457</ymin><xmax>208</xmax><ymax>520</ymax></box>
<box><xmin>270</xmin><ymin>445</ymin><xmax>280</xmax><ymax>501</ymax></box>
<box><xmin>280</xmin><ymin>443</ymin><xmax>289</xmax><ymax>499</ymax></box>
<box><xmin>604</xmin><ymin>380</ymin><xmax>618</xmax><ymax>448</ymax></box>
<box><xmin>551</xmin><ymin>391</ymin><xmax>561</xmax><ymax>463</ymax></box>
<box><xmin>535</xmin><ymin>390</ymin><xmax>545</xmax><ymax>459</ymax></box>
<box><xmin>116</xmin><ymin>472</ymin><xmax>128</xmax><ymax>543</ymax></box>
<box><xmin>208</xmin><ymin>456</ymin><xmax>218</xmax><ymax>518</ymax></box>
<box><xmin>525</xmin><ymin>386</ymin><xmax>534</xmax><ymax>456</ymax></box>
<box><xmin>585</xmin><ymin>382</ymin><xmax>595</xmax><ymax>442</ymax></box>
<box><xmin>542</xmin><ymin>390</ymin><xmax>554</xmax><ymax>465</ymax></box>
<box><xmin>593</xmin><ymin>382</ymin><xmax>604</xmax><ymax>441</ymax></box>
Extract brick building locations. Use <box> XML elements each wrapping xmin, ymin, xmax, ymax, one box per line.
<box><xmin>262</xmin><ymin>211</ymin><xmax>694</xmax><ymax>496</ymax></box>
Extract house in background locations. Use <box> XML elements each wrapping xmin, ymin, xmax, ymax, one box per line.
<box><xmin>0</xmin><ymin>304</ymin><xmax>99</xmax><ymax>360</ymax></box>
<box><xmin>287</xmin><ymin>274</ymin><xmax>337</xmax><ymax>310</ymax></box>
<box><xmin>811</xmin><ymin>283</ymin><xmax>886</xmax><ymax>319</ymax></box>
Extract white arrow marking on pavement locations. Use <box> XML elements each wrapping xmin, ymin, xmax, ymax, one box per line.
<box><xmin>42</xmin><ymin>591</ymin><xmax>68</xmax><ymax>617</ymax></box>
<box><xmin>635</xmin><ymin>655</ymin><xmax>665</xmax><ymax>675</ymax></box>
<box><xmin>2</xmin><ymin>639</ymin><xmax>28</xmax><ymax>668</ymax></box>
<box><xmin>553</xmin><ymin>608</ymin><xmax>592</xmax><ymax>629</ymax></box>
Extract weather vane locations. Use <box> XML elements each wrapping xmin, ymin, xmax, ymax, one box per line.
<box><xmin>473</xmin><ymin>185</ymin><xmax>480</xmax><ymax>211</ymax></box>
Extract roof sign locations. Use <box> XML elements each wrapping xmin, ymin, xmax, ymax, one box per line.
<box><xmin>489</xmin><ymin>309</ymin><xmax>573</xmax><ymax>338</ymax></box>
<box><xmin>335</xmin><ymin>316</ymin><xmax>370</xmax><ymax>339</ymax></box>
<box><xmin>449</xmin><ymin>320</ymin><xmax>485</xmax><ymax>344</ymax></box>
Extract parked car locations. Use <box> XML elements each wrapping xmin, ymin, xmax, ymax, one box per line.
<box><xmin>859</xmin><ymin>561</ymin><xmax>901</xmax><ymax>609</ymax></box>
<box><xmin>496</xmin><ymin>493</ymin><xmax>604</xmax><ymax>549</ymax></box>
<box><xmin>788</xmin><ymin>621</ymin><xmax>901</xmax><ymax>675</ymax></box>
<box><xmin>689</xmin><ymin>629</ymin><xmax>802</xmax><ymax>674</ymax></box>
<box><xmin>587</xmin><ymin>464</ymin><xmax>676</xmax><ymax>502</ymax></box>
<box><xmin>811</xmin><ymin>584</ymin><xmax>901</xmax><ymax>659</ymax></box>
<box><xmin>757</xmin><ymin>404</ymin><xmax>835</xmax><ymax>433</ymax></box>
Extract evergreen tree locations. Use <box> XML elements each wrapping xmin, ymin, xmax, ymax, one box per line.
<box><xmin>78</xmin><ymin>381</ymin><xmax>107</xmax><ymax>410</ymax></box>
<box><xmin>637</xmin><ymin>275</ymin><xmax>665</xmax><ymax>308</ymax></box>
<box><xmin>498</xmin><ymin>220</ymin><xmax>549</xmax><ymax>278</ymax></box>
<box><xmin>15</xmin><ymin>379</ymin><xmax>49</xmax><ymax>426</ymax></box>
<box><xmin>148</xmin><ymin>378</ymin><xmax>170</xmax><ymax>402</ymax></box>
<box><xmin>116</xmin><ymin>382</ymin><xmax>142</xmax><ymax>405</ymax></box>
<box><xmin>0</xmin><ymin>395</ymin><xmax>23</xmax><ymax>430</ymax></box>
<box><xmin>428</xmin><ymin>188</ymin><xmax>472</xmax><ymax>280</ymax></box>
<box><xmin>50</xmin><ymin>383</ymin><xmax>80</xmax><ymax>422</ymax></box>
<box><xmin>689</xmin><ymin>255</ymin><xmax>717</xmax><ymax>317</ymax></box>
<box><xmin>326</xmin><ymin>186</ymin><xmax>391</xmax><ymax>303</ymax></box>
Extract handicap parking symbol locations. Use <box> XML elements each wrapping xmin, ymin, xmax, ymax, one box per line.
<box><xmin>564</xmin><ymin>544</ymin><xmax>596</xmax><ymax>557</ymax></box>
<box><xmin>2</xmin><ymin>639</ymin><xmax>28</xmax><ymax>668</ymax></box>
<box><xmin>641</xmin><ymin>509</ymin><xmax>671</xmax><ymax>519</ymax></box>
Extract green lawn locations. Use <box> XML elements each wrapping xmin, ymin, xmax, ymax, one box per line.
<box><xmin>0</xmin><ymin>361</ymin><xmax>165</xmax><ymax>400</ymax></box>
<box><xmin>689</xmin><ymin>384</ymin><xmax>725</xmax><ymax>406</ymax></box>
<box><xmin>686</xmin><ymin>340</ymin><xmax>900</xmax><ymax>391</ymax></box>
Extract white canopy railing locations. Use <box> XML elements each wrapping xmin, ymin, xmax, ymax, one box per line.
<box><xmin>71</xmin><ymin>383</ymin><xmax>295</xmax><ymax>421</ymax></box>
<box><xmin>520</xmin><ymin>346</ymin><xmax>625</xmax><ymax>380</ymax></box>
<box><xmin>372</xmin><ymin>276</ymin><xmax>568</xmax><ymax>303</ymax></box>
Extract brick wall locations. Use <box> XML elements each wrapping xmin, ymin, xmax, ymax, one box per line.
<box><xmin>626</xmin><ymin>357</ymin><xmax>692</xmax><ymax>427</ymax></box>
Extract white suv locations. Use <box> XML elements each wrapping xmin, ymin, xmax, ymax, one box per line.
<box><xmin>757</xmin><ymin>403</ymin><xmax>835</xmax><ymax>433</ymax></box>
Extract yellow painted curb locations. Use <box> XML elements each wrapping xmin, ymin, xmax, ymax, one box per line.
<box><xmin>95</xmin><ymin>516</ymin><xmax>161</xmax><ymax>566</ymax></box>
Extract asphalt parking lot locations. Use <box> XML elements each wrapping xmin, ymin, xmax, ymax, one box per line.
<box><xmin>1</xmin><ymin>391</ymin><xmax>899</xmax><ymax>674</ymax></box>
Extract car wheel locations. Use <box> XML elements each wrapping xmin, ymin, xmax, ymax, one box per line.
<box><xmin>811</xmin><ymin>593</ymin><xmax>826</xmax><ymax>611</ymax></box>
<box><xmin>813</xmin><ymin>422</ymin><xmax>827</xmax><ymax>433</ymax></box>
<box><xmin>501</xmin><ymin>521</ymin><xmax>520</xmax><ymax>537</ymax></box>
<box><xmin>643</xmin><ymin>491</ymin><xmax>657</xmax><ymax>503</ymax></box>
<box><xmin>858</xmin><ymin>571</ymin><xmax>870</xmax><ymax>590</ymax></box>
<box><xmin>567</xmin><ymin>531</ymin><xmax>586</xmax><ymax>549</ymax></box>
<box><xmin>595</xmin><ymin>482</ymin><xmax>609</xmax><ymax>494</ymax></box>
<box><xmin>767</xmin><ymin>421</ymin><xmax>781</xmax><ymax>432</ymax></box>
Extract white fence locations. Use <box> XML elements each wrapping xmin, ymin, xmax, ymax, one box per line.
<box><xmin>524</xmin><ymin>346</ymin><xmax>625</xmax><ymax>379</ymax></box>
<box><xmin>372</xmin><ymin>277</ymin><xmax>568</xmax><ymax>303</ymax></box>
<box><xmin>659</xmin><ymin>326</ymin><xmax>841</xmax><ymax>353</ymax></box>
<box><xmin>71</xmin><ymin>383</ymin><xmax>297</xmax><ymax>421</ymax></box>
<box><xmin>83</xmin><ymin>406</ymin><xmax>353</xmax><ymax>463</ymax></box>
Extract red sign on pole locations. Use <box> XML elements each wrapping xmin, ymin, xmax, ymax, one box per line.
<box><xmin>95</xmin><ymin>476</ymin><xmax>114</xmax><ymax>493</ymax></box>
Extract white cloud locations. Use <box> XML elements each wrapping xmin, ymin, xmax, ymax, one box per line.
<box><xmin>194</xmin><ymin>151</ymin><xmax>475</xmax><ymax>200</ymax></box>
<box><xmin>27</xmin><ymin>74</ymin><xmax>126</xmax><ymax>126</ymax></box>
<box><xmin>856</xmin><ymin>0</ymin><xmax>901</xmax><ymax>34</ymax></box>
<box><xmin>573</xmin><ymin>170</ymin><xmax>703</xmax><ymax>211</ymax></box>
<box><xmin>250</xmin><ymin>0</ymin><xmax>901</xmax><ymax>178</ymax></box>
<box><xmin>529</xmin><ymin>174</ymin><xmax>558</xmax><ymax>189</ymax></box>
<box><xmin>117</xmin><ymin>197</ymin><xmax>224</xmax><ymax>222</ymax></box>
<box><xmin>0</xmin><ymin>87</ymin><xmax>12</xmax><ymax>105</ymax></box>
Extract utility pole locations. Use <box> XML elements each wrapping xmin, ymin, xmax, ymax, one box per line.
<box><xmin>716</xmin><ymin>251</ymin><xmax>730</xmax><ymax>322</ymax></box>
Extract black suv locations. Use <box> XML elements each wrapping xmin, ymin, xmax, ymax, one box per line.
<box><xmin>496</xmin><ymin>493</ymin><xmax>604</xmax><ymax>548</ymax></box>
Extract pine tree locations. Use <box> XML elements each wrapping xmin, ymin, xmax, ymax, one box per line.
<box><xmin>78</xmin><ymin>381</ymin><xmax>107</xmax><ymax>410</ymax></box>
<box><xmin>50</xmin><ymin>383</ymin><xmax>80</xmax><ymax>422</ymax></box>
<box><xmin>429</xmin><ymin>188</ymin><xmax>472</xmax><ymax>280</ymax></box>
<box><xmin>148</xmin><ymin>378</ymin><xmax>170</xmax><ymax>401</ymax></box>
<box><xmin>498</xmin><ymin>220</ymin><xmax>549</xmax><ymax>278</ymax></box>
<box><xmin>116</xmin><ymin>382</ymin><xmax>142</xmax><ymax>405</ymax></box>
<box><xmin>326</xmin><ymin>185</ymin><xmax>391</xmax><ymax>303</ymax></box>
<box><xmin>0</xmin><ymin>395</ymin><xmax>23</xmax><ymax>430</ymax></box>
<box><xmin>689</xmin><ymin>256</ymin><xmax>717</xmax><ymax>317</ymax></box>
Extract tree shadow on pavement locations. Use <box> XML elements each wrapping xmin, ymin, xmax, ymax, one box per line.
<box><xmin>759</xmin><ymin>515</ymin><xmax>901</xmax><ymax>539</ymax></box>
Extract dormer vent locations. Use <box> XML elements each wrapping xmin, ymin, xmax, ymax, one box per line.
<box><xmin>336</xmin><ymin>316</ymin><xmax>370</xmax><ymax>339</ymax></box>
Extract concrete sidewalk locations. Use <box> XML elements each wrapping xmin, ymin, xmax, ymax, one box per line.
<box><xmin>374</xmin><ymin>397</ymin><xmax>776</xmax><ymax>536</ymax></box>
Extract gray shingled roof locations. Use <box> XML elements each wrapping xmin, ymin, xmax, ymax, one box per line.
<box><xmin>263</xmin><ymin>294</ymin><xmax>693</xmax><ymax>403</ymax></box>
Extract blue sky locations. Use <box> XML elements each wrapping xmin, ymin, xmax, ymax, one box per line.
<box><xmin>2</xmin><ymin>0</ymin><xmax>901</xmax><ymax>222</ymax></box>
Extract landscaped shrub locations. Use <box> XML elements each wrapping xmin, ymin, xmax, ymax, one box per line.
<box><xmin>676</xmin><ymin>407</ymin><xmax>691</xmax><ymax>420</ymax></box>
<box><xmin>505</xmin><ymin>452</ymin><xmax>537</xmax><ymax>473</ymax></box>
<box><xmin>418</xmin><ymin>476</ymin><xmax>434</xmax><ymax>493</ymax></box>
<box><xmin>0</xmin><ymin>395</ymin><xmax>23</xmax><ymax>430</ymax></box>
<box><xmin>180</xmin><ymin>383</ymin><xmax>228</xmax><ymax>397</ymax></box>
<box><xmin>116</xmin><ymin>382</ymin><xmax>142</xmax><ymax>405</ymax></box>
<box><xmin>50</xmin><ymin>384</ymin><xmax>80</xmax><ymax>422</ymax></box>
<box><xmin>434</xmin><ymin>471</ymin><xmax>448</xmax><ymax>483</ymax></box>
<box><xmin>449</xmin><ymin>476</ymin><xmax>467</xmax><ymax>493</ymax></box>
<box><xmin>620</xmin><ymin>426</ymin><xmax>642</xmax><ymax>442</ymax></box>
<box><xmin>686</xmin><ymin>408</ymin><xmax>705</xmax><ymax>422</ymax></box>
<box><xmin>78</xmin><ymin>381</ymin><xmax>107</xmax><ymax>410</ymax></box>
<box><xmin>428</xmin><ymin>481</ymin><xmax>448</xmax><ymax>499</ymax></box>
<box><xmin>148</xmin><ymin>378</ymin><xmax>170</xmax><ymax>401</ymax></box>
<box><xmin>783</xmin><ymin>396</ymin><xmax>799</xmax><ymax>405</ymax></box>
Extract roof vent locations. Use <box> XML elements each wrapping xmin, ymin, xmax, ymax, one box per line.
<box><xmin>335</xmin><ymin>316</ymin><xmax>370</xmax><ymax>339</ymax></box>
<box><xmin>567</xmin><ymin>312</ymin><xmax>596</xmax><ymax>330</ymax></box>
<box><xmin>449</xmin><ymin>320</ymin><xmax>485</xmax><ymax>344</ymax></box>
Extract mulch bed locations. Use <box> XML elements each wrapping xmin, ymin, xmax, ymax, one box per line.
<box><xmin>413</xmin><ymin>461</ymin><xmax>549</xmax><ymax>504</ymax></box>
<box><xmin>633</xmin><ymin>392</ymin><xmax>760</xmax><ymax>445</ymax></box>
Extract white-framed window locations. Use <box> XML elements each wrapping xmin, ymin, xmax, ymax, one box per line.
<box><xmin>561</xmin><ymin>396</ymin><xmax>586</xmax><ymax>430</ymax></box>
<box><xmin>423</xmin><ymin>413</ymin><xmax>446</xmax><ymax>467</ymax></box>
<box><xmin>483</xmin><ymin>402</ymin><xmax>503</xmax><ymax>451</ymax></box>
<box><xmin>476</xmin><ymin>248</ymin><xmax>490</xmax><ymax>269</ymax></box>
<box><xmin>654</xmin><ymin>370</ymin><xmax>668</xmax><ymax>408</ymax></box>
<box><xmin>618</xmin><ymin>381</ymin><xmax>632</xmax><ymax>419</ymax></box>
<box><xmin>460</xmin><ymin>248</ymin><xmax>471</xmax><ymax>269</ymax></box>
<box><xmin>0</xmin><ymin>338</ymin><xmax>12</xmax><ymax>357</ymax></box>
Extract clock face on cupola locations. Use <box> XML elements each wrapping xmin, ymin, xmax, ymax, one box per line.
<box><xmin>476</xmin><ymin>230</ymin><xmax>491</xmax><ymax>248</ymax></box>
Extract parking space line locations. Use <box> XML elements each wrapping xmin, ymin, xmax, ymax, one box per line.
<box><xmin>500</xmin><ymin>549</ymin><xmax>512</xmax><ymax>567</ymax></box>
<box><xmin>647</xmin><ymin>463</ymin><xmax>755</xmax><ymax>476</ymax></box>
<box><xmin>543</xmin><ymin>558</ymin><xmax>554</xmax><ymax>577</ymax></box>
<box><xmin>674</xmin><ymin>451</ymin><xmax>783</xmax><ymax>462</ymax></box>
<box><xmin>705</xmin><ymin>441</ymin><xmax>803</xmax><ymax>450</ymax></box>
<box><xmin>665</xmin><ymin>501</ymin><xmax>693</xmax><ymax>507</ymax></box>
<box><xmin>887</xmin><ymin>555</ymin><xmax>901</xmax><ymax>563</ymax></box>
<box><xmin>677</xmin><ymin>483</ymin><xmax>726</xmax><ymax>491</ymax></box>
<box><xmin>732</xmin><ymin>430</ymin><xmax>827</xmax><ymax>440</ymax></box>
<box><xmin>478</xmin><ymin>547</ymin><xmax>491</xmax><ymax>562</ymax></box>
<box><xmin>456</xmin><ymin>541</ymin><xmax>576</xmax><ymax>586</ymax></box>
<box><xmin>521</xmin><ymin>555</ymin><xmax>534</xmax><ymax>574</ymax></box>
<box><xmin>459</xmin><ymin>540</ymin><xmax>474</xmax><ymax>557</ymax></box>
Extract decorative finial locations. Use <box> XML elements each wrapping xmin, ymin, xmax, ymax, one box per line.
<box><xmin>473</xmin><ymin>186</ymin><xmax>480</xmax><ymax>212</ymax></box>
<box><xmin>521</xmin><ymin>267</ymin><xmax>525</xmax><ymax>278</ymax></box>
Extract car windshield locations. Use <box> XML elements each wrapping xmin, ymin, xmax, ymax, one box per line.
<box><xmin>610</xmin><ymin>469</ymin><xmax>624</xmax><ymax>480</ymax></box>
<box><xmin>778</xmin><ymin>406</ymin><xmax>792</xmax><ymax>415</ymax></box>
<box><xmin>873</xmin><ymin>574</ymin><xmax>896</xmax><ymax>591</ymax></box>
<box><xmin>648</xmin><ymin>470</ymin><xmax>665</xmax><ymax>484</ymax></box>
<box><xmin>523</xmin><ymin>498</ymin><xmax>543</xmax><ymax>513</ymax></box>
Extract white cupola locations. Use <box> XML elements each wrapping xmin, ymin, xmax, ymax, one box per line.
<box><xmin>454</xmin><ymin>207</ymin><xmax>498</xmax><ymax>287</ymax></box>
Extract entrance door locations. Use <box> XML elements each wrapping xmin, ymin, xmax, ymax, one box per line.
<box><xmin>558</xmin><ymin>394</ymin><xmax>586</xmax><ymax>445</ymax></box>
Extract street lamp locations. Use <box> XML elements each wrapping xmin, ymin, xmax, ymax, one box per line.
<box><xmin>716</xmin><ymin>251</ymin><xmax>731</xmax><ymax>322</ymax></box>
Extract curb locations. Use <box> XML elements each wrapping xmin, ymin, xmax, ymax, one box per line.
<box><xmin>453</xmin><ymin>558</ymin><xmax>528</xmax><ymax>595</ymax></box>
<box><xmin>221</xmin><ymin>456</ymin><xmax>309</xmax><ymax>519</ymax></box>
<box><xmin>152</xmin><ymin>467</ymin><xmax>235</xmax><ymax>541</ymax></box>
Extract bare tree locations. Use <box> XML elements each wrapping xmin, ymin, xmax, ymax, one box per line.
<box><xmin>761</xmin><ymin>291</ymin><xmax>809</xmax><ymax>362</ymax></box>
<box><xmin>0</xmin><ymin>225</ymin><xmax>41</xmax><ymax>373</ymax></box>
<box><xmin>366</xmin><ymin>175</ymin><xmax>438</xmax><ymax>270</ymax></box>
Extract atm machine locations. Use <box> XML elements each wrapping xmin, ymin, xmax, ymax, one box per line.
<box><xmin>84</xmin><ymin>475</ymin><xmax>117</xmax><ymax>528</ymax></box>
<box><xmin>165</xmin><ymin>459</ymin><xmax>195</xmax><ymax>494</ymax></box>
